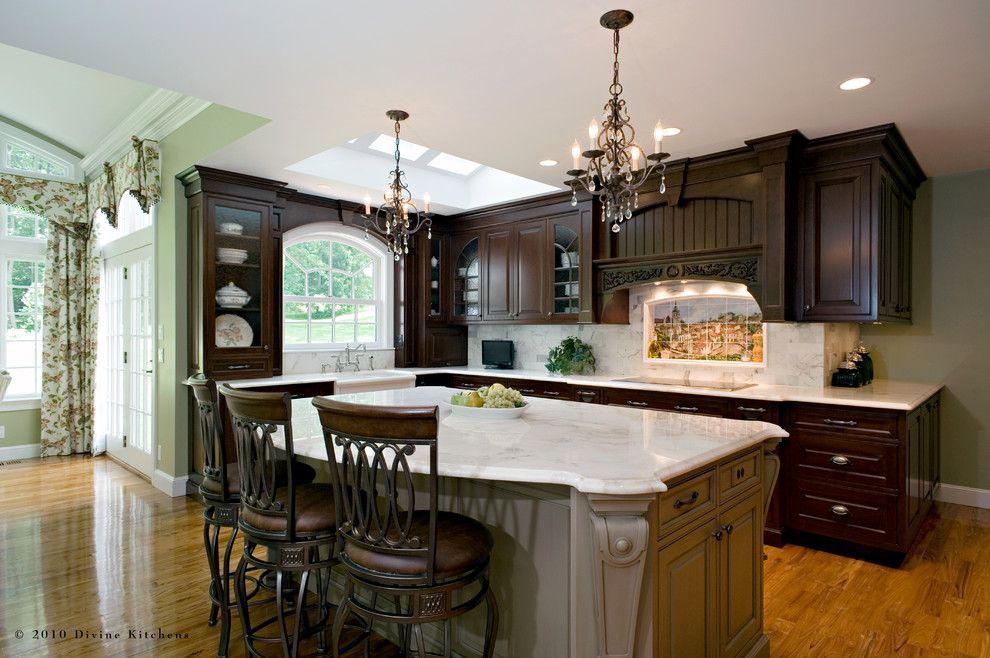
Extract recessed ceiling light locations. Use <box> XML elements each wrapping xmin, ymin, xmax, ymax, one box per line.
<box><xmin>317</xmin><ymin>184</ymin><xmax>332</xmax><ymax>190</ymax></box>
<box><xmin>539</xmin><ymin>159</ymin><xmax>558</xmax><ymax>167</ymax></box>
<box><xmin>839</xmin><ymin>76</ymin><xmax>873</xmax><ymax>91</ymax></box>
<box><xmin>661</xmin><ymin>127</ymin><xmax>681</xmax><ymax>137</ymax></box>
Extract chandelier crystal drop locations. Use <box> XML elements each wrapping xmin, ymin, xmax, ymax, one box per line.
<box><xmin>362</xmin><ymin>110</ymin><xmax>432</xmax><ymax>260</ymax></box>
<box><xmin>566</xmin><ymin>10</ymin><xmax>672</xmax><ymax>234</ymax></box>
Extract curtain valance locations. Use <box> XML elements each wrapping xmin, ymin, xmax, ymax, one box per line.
<box><xmin>86</xmin><ymin>136</ymin><xmax>161</xmax><ymax>227</ymax></box>
<box><xmin>0</xmin><ymin>174</ymin><xmax>87</xmax><ymax>229</ymax></box>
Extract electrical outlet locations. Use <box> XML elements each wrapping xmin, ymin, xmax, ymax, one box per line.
<box><xmin>0</xmin><ymin>426</ymin><xmax>5</xmax><ymax>439</ymax></box>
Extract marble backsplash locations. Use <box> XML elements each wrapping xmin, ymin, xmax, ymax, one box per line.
<box><xmin>468</xmin><ymin>288</ymin><xmax>861</xmax><ymax>387</ymax></box>
<box><xmin>282</xmin><ymin>348</ymin><xmax>395</xmax><ymax>374</ymax></box>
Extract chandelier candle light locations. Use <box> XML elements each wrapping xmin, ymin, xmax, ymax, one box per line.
<box><xmin>567</xmin><ymin>9</ymin><xmax>672</xmax><ymax>234</ymax></box>
<box><xmin>362</xmin><ymin>109</ymin><xmax>432</xmax><ymax>260</ymax></box>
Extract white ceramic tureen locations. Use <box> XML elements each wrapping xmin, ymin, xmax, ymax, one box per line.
<box><xmin>215</xmin><ymin>281</ymin><xmax>251</xmax><ymax>308</ymax></box>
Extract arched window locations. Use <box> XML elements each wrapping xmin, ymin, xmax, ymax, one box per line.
<box><xmin>282</xmin><ymin>224</ymin><xmax>391</xmax><ymax>349</ymax></box>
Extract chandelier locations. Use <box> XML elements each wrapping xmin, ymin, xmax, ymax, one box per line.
<box><xmin>566</xmin><ymin>9</ymin><xmax>671</xmax><ymax>234</ymax></box>
<box><xmin>362</xmin><ymin>110</ymin><xmax>431</xmax><ymax>260</ymax></box>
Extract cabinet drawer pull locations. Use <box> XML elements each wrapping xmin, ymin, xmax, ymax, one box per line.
<box><xmin>737</xmin><ymin>405</ymin><xmax>766</xmax><ymax>414</ymax></box>
<box><xmin>829</xmin><ymin>505</ymin><xmax>850</xmax><ymax>516</ymax></box>
<box><xmin>672</xmin><ymin>491</ymin><xmax>699</xmax><ymax>509</ymax></box>
<box><xmin>519</xmin><ymin>388</ymin><xmax>535</xmax><ymax>394</ymax></box>
<box><xmin>830</xmin><ymin>455</ymin><xmax>850</xmax><ymax>466</ymax></box>
<box><xmin>227</xmin><ymin>364</ymin><xmax>251</xmax><ymax>370</ymax></box>
<box><xmin>626</xmin><ymin>400</ymin><xmax>649</xmax><ymax>407</ymax></box>
<box><xmin>542</xmin><ymin>391</ymin><xmax>561</xmax><ymax>396</ymax></box>
<box><xmin>823</xmin><ymin>418</ymin><xmax>858</xmax><ymax>427</ymax></box>
<box><xmin>735</xmin><ymin>467</ymin><xmax>746</xmax><ymax>479</ymax></box>
<box><xmin>674</xmin><ymin>405</ymin><xmax>699</xmax><ymax>412</ymax></box>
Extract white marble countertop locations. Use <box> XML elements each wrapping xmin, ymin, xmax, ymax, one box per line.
<box><xmin>282</xmin><ymin>386</ymin><xmax>787</xmax><ymax>495</ymax></box>
<box><xmin>401</xmin><ymin>366</ymin><xmax>942</xmax><ymax>411</ymax></box>
<box><xmin>221</xmin><ymin>369</ymin><xmax>415</xmax><ymax>389</ymax></box>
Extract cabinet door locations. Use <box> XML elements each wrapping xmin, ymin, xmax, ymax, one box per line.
<box><xmin>205</xmin><ymin>196</ymin><xmax>273</xmax><ymax>378</ymax></box>
<box><xmin>483</xmin><ymin>227</ymin><xmax>514</xmax><ymax>321</ymax></box>
<box><xmin>798</xmin><ymin>164</ymin><xmax>874</xmax><ymax>320</ymax></box>
<box><xmin>657</xmin><ymin>521</ymin><xmax>718</xmax><ymax>658</ymax></box>
<box><xmin>717</xmin><ymin>490</ymin><xmax>763</xmax><ymax>658</ymax></box>
<box><xmin>515</xmin><ymin>219</ymin><xmax>548</xmax><ymax>321</ymax></box>
<box><xmin>549</xmin><ymin>214</ymin><xmax>582</xmax><ymax>321</ymax></box>
<box><xmin>423</xmin><ymin>326</ymin><xmax>467</xmax><ymax>367</ymax></box>
<box><xmin>451</xmin><ymin>234</ymin><xmax>481</xmax><ymax>322</ymax></box>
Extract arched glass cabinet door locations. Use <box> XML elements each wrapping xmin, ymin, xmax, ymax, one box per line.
<box><xmin>552</xmin><ymin>220</ymin><xmax>580</xmax><ymax>317</ymax></box>
<box><xmin>452</xmin><ymin>235</ymin><xmax>481</xmax><ymax>321</ymax></box>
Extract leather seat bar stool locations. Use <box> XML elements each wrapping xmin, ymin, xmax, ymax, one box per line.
<box><xmin>312</xmin><ymin>397</ymin><xmax>499</xmax><ymax>658</ymax></box>
<box><xmin>219</xmin><ymin>384</ymin><xmax>337</xmax><ymax>658</ymax></box>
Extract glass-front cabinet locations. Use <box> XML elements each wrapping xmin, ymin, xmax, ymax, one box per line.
<box><xmin>549</xmin><ymin>214</ymin><xmax>582</xmax><ymax>321</ymax></box>
<box><xmin>428</xmin><ymin>236</ymin><xmax>443</xmax><ymax>320</ymax></box>
<box><xmin>451</xmin><ymin>234</ymin><xmax>481</xmax><ymax>322</ymax></box>
<box><xmin>192</xmin><ymin>190</ymin><xmax>276</xmax><ymax>379</ymax></box>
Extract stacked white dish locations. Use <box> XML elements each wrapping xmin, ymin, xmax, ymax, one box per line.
<box><xmin>218</xmin><ymin>222</ymin><xmax>244</xmax><ymax>235</ymax></box>
<box><xmin>216</xmin><ymin>281</ymin><xmax>251</xmax><ymax>308</ymax></box>
<box><xmin>217</xmin><ymin>247</ymin><xmax>248</xmax><ymax>264</ymax></box>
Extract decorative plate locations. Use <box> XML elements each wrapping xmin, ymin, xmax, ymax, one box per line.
<box><xmin>439</xmin><ymin>400</ymin><xmax>529</xmax><ymax>420</ymax></box>
<box><xmin>216</xmin><ymin>314</ymin><xmax>253</xmax><ymax>347</ymax></box>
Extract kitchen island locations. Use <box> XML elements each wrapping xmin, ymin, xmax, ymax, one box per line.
<box><xmin>282</xmin><ymin>386</ymin><xmax>788</xmax><ymax>658</ymax></box>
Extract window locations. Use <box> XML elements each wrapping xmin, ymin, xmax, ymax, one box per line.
<box><xmin>0</xmin><ymin>204</ymin><xmax>46</xmax><ymax>398</ymax></box>
<box><xmin>5</xmin><ymin>143</ymin><xmax>68</xmax><ymax>179</ymax></box>
<box><xmin>0</xmin><ymin>121</ymin><xmax>81</xmax><ymax>183</ymax></box>
<box><xmin>98</xmin><ymin>192</ymin><xmax>154</xmax><ymax>248</ymax></box>
<box><xmin>282</xmin><ymin>228</ymin><xmax>390</xmax><ymax>349</ymax></box>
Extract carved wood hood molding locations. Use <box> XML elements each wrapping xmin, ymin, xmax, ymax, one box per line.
<box><xmin>598</xmin><ymin>252</ymin><xmax>761</xmax><ymax>293</ymax></box>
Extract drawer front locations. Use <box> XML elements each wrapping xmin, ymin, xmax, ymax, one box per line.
<box><xmin>658</xmin><ymin>469</ymin><xmax>717</xmax><ymax>537</ymax></box>
<box><xmin>572</xmin><ymin>387</ymin><xmax>603</xmax><ymax>404</ymax></box>
<box><xmin>657</xmin><ymin>394</ymin><xmax>727</xmax><ymax>417</ymax></box>
<box><xmin>449</xmin><ymin>375</ymin><xmax>487</xmax><ymax>390</ymax></box>
<box><xmin>786</xmin><ymin>479</ymin><xmax>899</xmax><ymax>549</ymax></box>
<box><xmin>513</xmin><ymin>379</ymin><xmax>571</xmax><ymax>400</ymax></box>
<box><xmin>730</xmin><ymin>400</ymin><xmax>780</xmax><ymax>423</ymax></box>
<box><xmin>209</xmin><ymin>356</ymin><xmax>271</xmax><ymax>378</ymax></box>
<box><xmin>718</xmin><ymin>449</ymin><xmax>761</xmax><ymax>501</ymax></box>
<box><xmin>788</xmin><ymin>432</ymin><xmax>899</xmax><ymax>490</ymax></box>
<box><xmin>789</xmin><ymin>403</ymin><xmax>899</xmax><ymax>440</ymax></box>
<box><xmin>605</xmin><ymin>387</ymin><xmax>664</xmax><ymax>409</ymax></box>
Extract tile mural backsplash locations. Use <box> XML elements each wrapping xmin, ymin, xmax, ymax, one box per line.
<box><xmin>645</xmin><ymin>296</ymin><xmax>764</xmax><ymax>363</ymax></box>
<box><xmin>469</xmin><ymin>284</ymin><xmax>860</xmax><ymax>387</ymax></box>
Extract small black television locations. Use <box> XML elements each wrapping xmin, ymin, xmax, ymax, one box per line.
<box><xmin>481</xmin><ymin>340</ymin><xmax>514</xmax><ymax>369</ymax></box>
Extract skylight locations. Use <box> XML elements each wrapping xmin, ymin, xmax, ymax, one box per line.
<box><xmin>427</xmin><ymin>152</ymin><xmax>481</xmax><ymax>176</ymax></box>
<box><xmin>368</xmin><ymin>134</ymin><xmax>428</xmax><ymax>161</ymax></box>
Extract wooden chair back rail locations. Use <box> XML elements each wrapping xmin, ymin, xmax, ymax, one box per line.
<box><xmin>188</xmin><ymin>376</ymin><xmax>231</xmax><ymax>496</ymax></box>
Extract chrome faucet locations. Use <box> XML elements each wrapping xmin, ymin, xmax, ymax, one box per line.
<box><xmin>340</xmin><ymin>343</ymin><xmax>366</xmax><ymax>372</ymax></box>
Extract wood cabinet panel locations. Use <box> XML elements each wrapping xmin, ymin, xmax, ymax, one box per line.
<box><xmin>787</xmin><ymin>432</ymin><xmax>899</xmax><ymax>490</ymax></box>
<box><xmin>483</xmin><ymin>228</ymin><xmax>513</xmax><ymax>321</ymax></box>
<box><xmin>718</xmin><ymin>490</ymin><xmax>763</xmax><ymax>658</ymax></box>
<box><xmin>423</xmin><ymin>326</ymin><xmax>468</xmax><ymax>367</ymax></box>
<box><xmin>718</xmin><ymin>449</ymin><xmax>761</xmax><ymax>503</ymax></box>
<box><xmin>657</xmin><ymin>520</ymin><xmax>718</xmax><ymax>658</ymax></box>
<box><xmin>786</xmin><ymin>477</ymin><xmax>899</xmax><ymax>550</ymax></box>
<box><xmin>515</xmin><ymin>220</ymin><xmax>548</xmax><ymax>320</ymax></box>
<box><xmin>788</xmin><ymin>403</ymin><xmax>898</xmax><ymax>441</ymax></box>
<box><xmin>659</xmin><ymin>469</ymin><xmax>717</xmax><ymax>538</ymax></box>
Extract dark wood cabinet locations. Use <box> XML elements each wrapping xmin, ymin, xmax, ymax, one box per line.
<box><xmin>421</xmin><ymin>326</ymin><xmax>468</xmax><ymax>367</ymax></box>
<box><xmin>515</xmin><ymin>219</ymin><xmax>549</xmax><ymax>321</ymax></box>
<box><xmin>795</xmin><ymin>125</ymin><xmax>925</xmax><ymax>322</ymax></box>
<box><xmin>482</xmin><ymin>227</ymin><xmax>514</xmax><ymax>321</ymax></box>
<box><xmin>451</xmin><ymin>233</ymin><xmax>482</xmax><ymax>322</ymax></box>
<box><xmin>783</xmin><ymin>392</ymin><xmax>940</xmax><ymax>554</ymax></box>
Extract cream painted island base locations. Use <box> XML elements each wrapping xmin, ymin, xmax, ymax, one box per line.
<box><xmin>281</xmin><ymin>387</ymin><xmax>786</xmax><ymax>658</ymax></box>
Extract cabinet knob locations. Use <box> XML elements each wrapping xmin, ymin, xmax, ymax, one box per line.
<box><xmin>721</xmin><ymin>523</ymin><xmax>734</xmax><ymax>535</ymax></box>
<box><xmin>263</xmin><ymin>344</ymin><xmax>270</xmax><ymax>352</ymax></box>
<box><xmin>803</xmin><ymin>305</ymin><xmax>811</xmax><ymax>312</ymax></box>
<box><xmin>830</xmin><ymin>455</ymin><xmax>850</xmax><ymax>466</ymax></box>
<box><xmin>829</xmin><ymin>505</ymin><xmax>850</xmax><ymax>516</ymax></box>
<box><xmin>712</xmin><ymin>529</ymin><xmax>724</xmax><ymax>541</ymax></box>
<box><xmin>546</xmin><ymin>312</ymin><xmax>553</xmax><ymax>317</ymax></box>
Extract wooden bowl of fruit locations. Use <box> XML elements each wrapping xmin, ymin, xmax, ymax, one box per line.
<box><xmin>441</xmin><ymin>383</ymin><xmax>529</xmax><ymax>420</ymax></box>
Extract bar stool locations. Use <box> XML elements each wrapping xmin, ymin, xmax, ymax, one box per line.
<box><xmin>188</xmin><ymin>375</ymin><xmax>318</xmax><ymax>658</ymax></box>
<box><xmin>218</xmin><ymin>384</ymin><xmax>336</xmax><ymax>658</ymax></box>
<box><xmin>312</xmin><ymin>397</ymin><xmax>499</xmax><ymax>658</ymax></box>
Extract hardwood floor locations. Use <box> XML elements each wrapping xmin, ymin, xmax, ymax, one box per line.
<box><xmin>0</xmin><ymin>456</ymin><xmax>987</xmax><ymax>657</ymax></box>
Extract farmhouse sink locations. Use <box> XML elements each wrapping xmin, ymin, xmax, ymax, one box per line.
<box><xmin>333</xmin><ymin>369</ymin><xmax>416</xmax><ymax>394</ymax></box>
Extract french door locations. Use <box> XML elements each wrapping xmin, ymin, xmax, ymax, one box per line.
<box><xmin>103</xmin><ymin>244</ymin><xmax>155</xmax><ymax>476</ymax></box>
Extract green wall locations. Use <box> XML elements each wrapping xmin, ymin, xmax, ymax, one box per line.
<box><xmin>154</xmin><ymin>105</ymin><xmax>268</xmax><ymax>477</ymax></box>
<box><xmin>862</xmin><ymin>168</ymin><xmax>990</xmax><ymax>491</ymax></box>
<box><xmin>0</xmin><ymin>408</ymin><xmax>40</xmax><ymax>448</ymax></box>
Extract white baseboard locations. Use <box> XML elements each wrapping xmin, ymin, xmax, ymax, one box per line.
<box><xmin>936</xmin><ymin>483</ymin><xmax>990</xmax><ymax>509</ymax></box>
<box><xmin>152</xmin><ymin>469</ymin><xmax>190</xmax><ymax>497</ymax></box>
<box><xmin>0</xmin><ymin>443</ymin><xmax>41</xmax><ymax>461</ymax></box>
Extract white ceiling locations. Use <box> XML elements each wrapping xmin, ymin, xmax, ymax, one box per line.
<box><xmin>1</xmin><ymin>0</ymin><xmax>988</xmax><ymax>208</ymax></box>
<box><xmin>0</xmin><ymin>42</ymin><xmax>155</xmax><ymax>156</ymax></box>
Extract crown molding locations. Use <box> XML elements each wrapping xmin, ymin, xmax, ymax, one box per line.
<box><xmin>81</xmin><ymin>89</ymin><xmax>211</xmax><ymax>179</ymax></box>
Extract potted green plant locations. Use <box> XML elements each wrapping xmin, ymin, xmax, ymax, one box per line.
<box><xmin>546</xmin><ymin>336</ymin><xmax>597</xmax><ymax>375</ymax></box>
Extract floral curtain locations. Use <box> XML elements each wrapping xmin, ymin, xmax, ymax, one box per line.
<box><xmin>86</xmin><ymin>137</ymin><xmax>161</xmax><ymax>227</ymax></box>
<box><xmin>0</xmin><ymin>136</ymin><xmax>160</xmax><ymax>457</ymax></box>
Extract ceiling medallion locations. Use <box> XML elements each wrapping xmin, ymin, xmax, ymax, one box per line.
<box><xmin>362</xmin><ymin>109</ymin><xmax>432</xmax><ymax>260</ymax></box>
<box><xmin>567</xmin><ymin>9</ymin><xmax>672</xmax><ymax>233</ymax></box>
